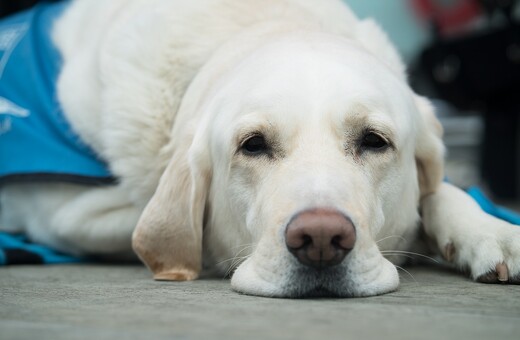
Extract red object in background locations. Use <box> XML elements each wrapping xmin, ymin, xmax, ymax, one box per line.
<box><xmin>411</xmin><ymin>0</ymin><xmax>482</xmax><ymax>35</ymax></box>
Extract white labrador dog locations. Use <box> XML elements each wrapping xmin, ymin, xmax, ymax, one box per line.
<box><xmin>1</xmin><ymin>0</ymin><xmax>519</xmax><ymax>297</ymax></box>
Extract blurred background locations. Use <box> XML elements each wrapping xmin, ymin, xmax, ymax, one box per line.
<box><xmin>1</xmin><ymin>0</ymin><xmax>519</xmax><ymax>210</ymax></box>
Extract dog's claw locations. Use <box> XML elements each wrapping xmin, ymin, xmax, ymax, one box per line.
<box><xmin>496</xmin><ymin>263</ymin><xmax>509</xmax><ymax>282</ymax></box>
<box><xmin>477</xmin><ymin>263</ymin><xmax>510</xmax><ymax>284</ymax></box>
<box><xmin>443</xmin><ymin>242</ymin><xmax>456</xmax><ymax>262</ymax></box>
<box><xmin>153</xmin><ymin>269</ymin><xmax>199</xmax><ymax>281</ymax></box>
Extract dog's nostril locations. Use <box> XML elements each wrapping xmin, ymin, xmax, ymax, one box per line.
<box><xmin>285</xmin><ymin>208</ymin><xmax>356</xmax><ymax>269</ymax></box>
<box><xmin>302</xmin><ymin>234</ymin><xmax>312</xmax><ymax>247</ymax></box>
<box><xmin>331</xmin><ymin>235</ymin><xmax>343</xmax><ymax>249</ymax></box>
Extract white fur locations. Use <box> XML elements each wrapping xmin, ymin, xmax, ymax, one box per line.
<box><xmin>1</xmin><ymin>0</ymin><xmax>519</xmax><ymax>297</ymax></box>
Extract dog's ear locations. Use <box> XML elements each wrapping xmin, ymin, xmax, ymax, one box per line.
<box><xmin>132</xmin><ymin>134</ymin><xmax>210</xmax><ymax>281</ymax></box>
<box><xmin>414</xmin><ymin>95</ymin><xmax>445</xmax><ymax>197</ymax></box>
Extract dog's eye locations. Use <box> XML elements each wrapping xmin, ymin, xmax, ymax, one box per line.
<box><xmin>361</xmin><ymin>132</ymin><xmax>388</xmax><ymax>150</ymax></box>
<box><xmin>241</xmin><ymin>135</ymin><xmax>269</xmax><ymax>155</ymax></box>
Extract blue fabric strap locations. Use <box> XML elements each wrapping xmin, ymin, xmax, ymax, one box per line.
<box><xmin>466</xmin><ymin>186</ymin><xmax>520</xmax><ymax>226</ymax></box>
<box><xmin>0</xmin><ymin>232</ymin><xmax>86</xmax><ymax>265</ymax></box>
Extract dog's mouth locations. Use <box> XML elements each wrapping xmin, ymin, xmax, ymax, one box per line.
<box><xmin>231</xmin><ymin>242</ymin><xmax>399</xmax><ymax>298</ymax></box>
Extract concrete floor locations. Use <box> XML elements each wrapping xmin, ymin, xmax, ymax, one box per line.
<box><xmin>1</xmin><ymin>264</ymin><xmax>519</xmax><ymax>340</ymax></box>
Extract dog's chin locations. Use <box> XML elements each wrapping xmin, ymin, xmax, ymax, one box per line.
<box><xmin>280</xmin><ymin>266</ymin><xmax>353</xmax><ymax>298</ymax></box>
<box><xmin>300</xmin><ymin>286</ymin><xmax>339</xmax><ymax>298</ymax></box>
<box><xmin>231</xmin><ymin>255</ymin><xmax>400</xmax><ymax>298</ymax></box>
<box><xmin>231</xmin><ymin>265</ymin><xmax>356</xmax><ymax>298</ymax></box>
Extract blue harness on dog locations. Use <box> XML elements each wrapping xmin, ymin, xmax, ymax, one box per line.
<box><xmin>0</xmin><ymin>1</ymin><xmax>114</xmax><ymax>185</ymax></box>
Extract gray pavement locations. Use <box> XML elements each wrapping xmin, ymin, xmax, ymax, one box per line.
<box><xmin>1</xmin><ymin>264</ymin><xmax>519</xmax><ymax>340</ymax></box>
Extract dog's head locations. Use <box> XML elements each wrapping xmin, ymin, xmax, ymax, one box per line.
<box><xmin>133</xmin><ymin>24</ymin><xmax>444</xmax><ymax>297</ymax></box>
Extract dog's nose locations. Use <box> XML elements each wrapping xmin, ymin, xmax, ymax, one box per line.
<box><xmin>285</xmin><ymin>209</ymin><xmax>356</xmax><ymax>269</ymax></box>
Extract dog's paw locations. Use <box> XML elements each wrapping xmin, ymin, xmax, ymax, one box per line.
<box><xmin>442</xmin><ymin>218</ymin><xmax>520</xmax><ymax>284</ymax></box>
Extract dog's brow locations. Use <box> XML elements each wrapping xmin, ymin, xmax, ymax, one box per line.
<box><xmin>235</xmin><ymin>124</ymin><xmax>262</xmax><ymax>138</ymax></box>
<box><xmin>364</xmin><ymin>120</ymin><xmax>396</xmax><ymax>141</ymax></box>
<box><xmin>344</xmin><ymin>108</ymin><xmax>395</xmax><ymax>136</ymax></box>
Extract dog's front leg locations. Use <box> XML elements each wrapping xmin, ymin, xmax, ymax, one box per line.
<box><xmin>421</xmin><ymin>182</ymin><xmax>520</xmax><ymax>283</ymax></box>
<box><xmin>49</xmin><ymin>185</ymin><xmax>143</xmax><ymax>259</ymax></box>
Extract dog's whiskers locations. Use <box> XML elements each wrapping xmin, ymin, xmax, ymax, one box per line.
<box><xmin>223</xmin><ymin>255</ymin><xmax>251</xmax><ymax>278</ymax></box>
<box><xmin>216</xmin><ymin>244</ymin><xmax>254</xmax><ymax>265</ymax></box>
<box><xmin>216</xmin><ymin>243</ymin><xmax>255</xmax><ymax>278</ymax></box>
<box><xmin>395</xmin><ymin>265</ymin><xmax>417</xmax><ymax>283</ymax></box>
<box><xmin>381</xmin><ymin>250</ymin><xmax>439</xmax><ymax>264</ymax></box>
<box><xmin>230</xmin><ymin>243</ymin><xmax>255</xmax><ymax>251</ymax></box>
<box><xmin>376</xmin><ymin>235</ymin><xmax>407</xmax><ymax>245</ymax></box>
<box><xmin>382</xmin><ymin>252</ymin><xmax>415</xmax><ymax>261</ymax></box>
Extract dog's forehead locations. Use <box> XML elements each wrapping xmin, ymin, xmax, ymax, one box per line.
<box><xmin>218</xmin><ymin>34</ymin><xmax>415</xmax><ymax>128</ymax></box>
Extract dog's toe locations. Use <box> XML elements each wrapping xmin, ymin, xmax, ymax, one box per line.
<box><xmin>476</xmin><ymin>263</ymin><xmax>509</xmax><ymax>284</ymax></box>
<box><xmin>475</xmin><ymin>262</ymin><xmax>520</xmax><ymax>284</ymax></box>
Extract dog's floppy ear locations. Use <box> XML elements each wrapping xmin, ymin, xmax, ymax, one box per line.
<box><xmin>132</xmin><ymin>133</ymin><xmax>210</xmax><ymax>281</ymax></box>
<box><xmin>414</xmin><ymin>95</ymin><xmax>445</xmax><ymax>197</ymax></box>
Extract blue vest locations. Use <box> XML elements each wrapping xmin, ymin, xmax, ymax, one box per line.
<box><xmin>0</xmin><ymin>2</ymin><xmax>115</xmax><ymax>185</ymax></box>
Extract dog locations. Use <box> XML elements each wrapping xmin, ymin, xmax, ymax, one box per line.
<box><xmin>1</xmin><ymin>0</ymin><xmax>519</xmax><ymax>297</ymax></box>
